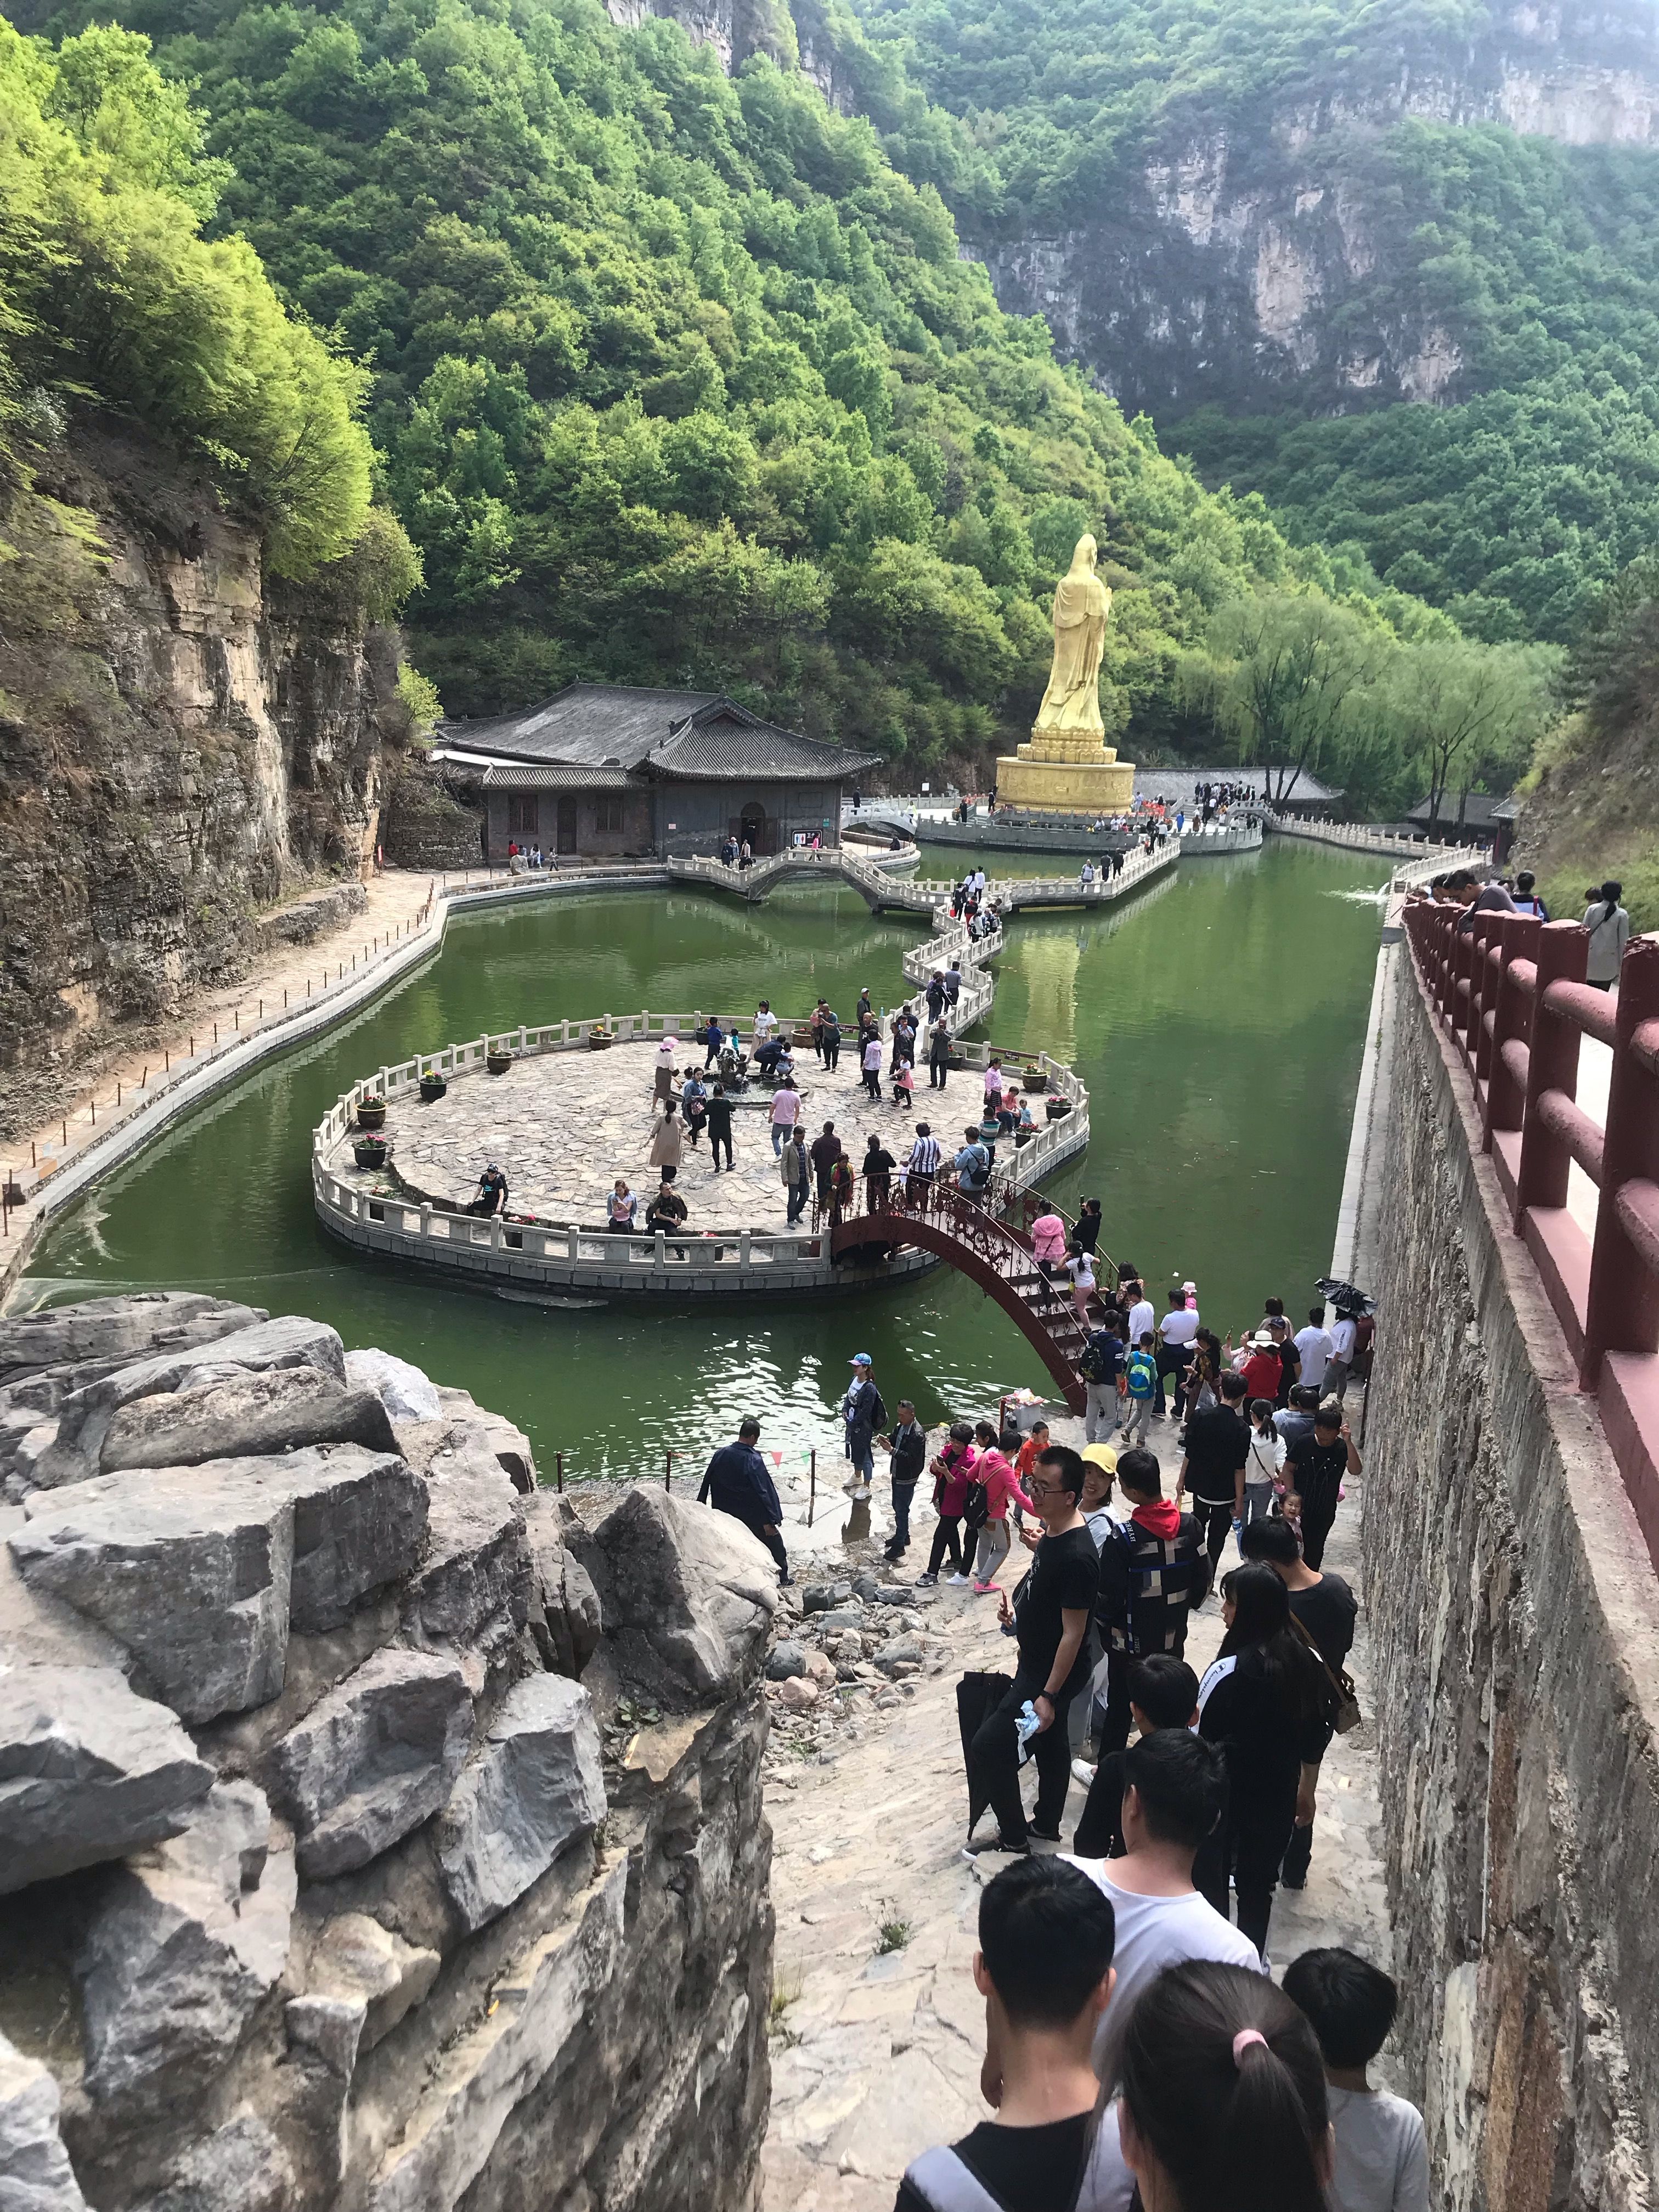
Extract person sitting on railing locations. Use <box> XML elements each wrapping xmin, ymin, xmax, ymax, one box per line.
<box><xmin>997</xmin><ymin>1085</ymin><xmax>1020</xmax><ymax>1136</ymax></box>
<box><xmin>605</xmin><ymin>1179</ymin><xmax>636</xmax><ymax>1233</ymax></box>
<box><xmin>466</xmin><ymin>1163</ymin><xmax>509</xmax><ymax>1217</ymax></box>
<box><xmin>644</xmin><ymin>1177</ymin><xmax>689</xmax><ymax>1256</ymax></box>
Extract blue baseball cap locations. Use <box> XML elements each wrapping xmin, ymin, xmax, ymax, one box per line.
<box><xmin>850</xmin><ymin>1353</ymin><xmax>872</xmax><ymax>1367</ymax></box>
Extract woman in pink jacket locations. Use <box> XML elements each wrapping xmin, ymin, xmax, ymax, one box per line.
<box><xmin>917</xmin><ymin>1423</ymin><xmax>977</xmax><ymax>1586</ymax></box>
<box><xmin>1030</xmin><ymin>1207</ymin><xmax>1068</xmax><ymax>1297</ymax></box>
<box><xmin>963</xmin><ymin>1419</ymin><xmax>1034</xmax><ymax>1592</ymax></box>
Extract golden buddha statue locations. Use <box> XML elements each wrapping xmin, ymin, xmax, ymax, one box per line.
<box><xmin>995</xmin><ymin>534</ymin><xmax>1135</xmax><ymax>812</ymax></box>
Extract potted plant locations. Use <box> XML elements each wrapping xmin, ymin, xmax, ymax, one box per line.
<box><xmin>486</xmin><ymin>1048</ymin><xmax>515</xmax><ymax>1075</ymax></box>
<box><xmin>419</xmin><ymin>1067</ymin><xmax>447</xmax><ymax>1102</ymax></box>
<box><xmin>1045</xmin><ymin>1095</ymin><xmax>1072</xmax><ymax>1123</ymax></box>
<box><xmin>1022</xmin><ymin>1067</ymin><xmax>1049</xmax><ymax>1094</ymax></box>
<box><xmin>356</xmin><ymin>1094</ymin><xmax>387</xmax><ymax>1131</ymax></box>
<box><xmin>354</xmin><ymin>1133</ymin><xmax>389</xmax><ymax>1169</ymax></box>
<box><xmin>587</xmin><ymin>1025</ymin><xmax>613</xmax><ymax>1052</ymax></box>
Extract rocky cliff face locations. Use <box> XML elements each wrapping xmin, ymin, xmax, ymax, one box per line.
<box><xmin>0</xmin><ymin>421</ymin><xmax>397</xmax><ymax>1138</ymax></box>
<box><xmin>0</xmin><ymin>1291</ymin><xmax>774</xmax><ymax>2212</ymax></box>
<box><xmin>970</xmin><ymin>2</ymin><xmax>1659</xmax><ymax>418</ymax></box>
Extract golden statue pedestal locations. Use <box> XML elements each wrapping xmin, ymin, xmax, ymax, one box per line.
<box><xmin>995</xmin><ymin>730</ymin><xmax>1136</xmax><ymax>814</ymax></box>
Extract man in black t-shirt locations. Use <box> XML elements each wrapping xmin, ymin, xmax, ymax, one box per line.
<box><xmin>967</xmin><ymin>1446</ymin><xmax>1098</xmax><ymax>1854</ymax></box>
<box><xmin>895</xmin><ymin>1858</ymin><xmax>1115</xmax><ymax>2212</ymax></box>
<box><xmin>1284</xmin><ymin>1403</ymin><xmax>1362</xmax><ymax>1569</ymax></box>
<box><xmin>1178</xmin><ymin>1369</ymin><xmax>1251</xmax><ymax>1570</ymax></box>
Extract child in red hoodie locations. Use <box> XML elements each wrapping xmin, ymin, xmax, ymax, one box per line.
<box><xmin>917</xmin><ymin>1423</ymin><xmax>977</xmax><ymax>1585</ymax></box>
<box><xmin>1090</xmin><ymin>1446</ymin><xmax>1211</xmax><ymax>1754</ymax></box>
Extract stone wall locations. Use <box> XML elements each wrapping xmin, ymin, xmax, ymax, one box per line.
<box><xmin>0</xmin><ymin>1295</ymin><xmax>773</xmax><ymax>2212</ymax></box>
<box><xmin>1363</xmin><ymin>960</ymin><xmax>1659</xmax><ymax>2211</ymax></box>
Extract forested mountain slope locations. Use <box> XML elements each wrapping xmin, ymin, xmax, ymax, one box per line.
<box><xmin>18</xmin><ymin>0</ymin><xmax>1462</xmax><ymax>777</ymax></box>
<box><xmin>850</xmin><ymin>0</ymin><xmax>1659</xmax><ymax>647</ymax></box>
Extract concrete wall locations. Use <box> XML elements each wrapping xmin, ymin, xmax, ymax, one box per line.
<box><xmin>1363</xmin><ymin>960</ymin><xmax>1659</xmax><ymax>2212</ymax></box>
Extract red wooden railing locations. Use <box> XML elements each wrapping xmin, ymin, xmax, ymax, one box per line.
<box><xmin>1403</xmin><ymin>897</ymin><xmax>1659</xmax><ymax>1565</ymax></box>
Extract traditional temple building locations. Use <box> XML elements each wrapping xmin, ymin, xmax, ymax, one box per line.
<box><xmin>432</xmin><ymin>685</ymin><xmax>879</xmax><ymax>863</ymax></box>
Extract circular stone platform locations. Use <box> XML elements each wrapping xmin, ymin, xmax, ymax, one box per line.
<box><xmin>379</xmin><ymin>1038</ymin><xmax>992</xmax><ymax>1232</ymax></box>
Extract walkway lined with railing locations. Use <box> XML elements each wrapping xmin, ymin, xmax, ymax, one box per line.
<box><xmin>1403</xmin><ymin>898</ymin><xmax>1659</xmax><ymax>1566</ymax></box>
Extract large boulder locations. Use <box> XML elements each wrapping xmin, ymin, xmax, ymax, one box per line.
<box><xmin>33</xmin><ymin>1318</ymin><xmax>348</xmax><ymax>1489</ymax></box>
<box><xmin>9</xmin><ymin>1451</ymin><xmax>428</xmax><ymax>1724</ymax></box>
<box><xmin>77</xmin><ymin>1782</ymin><xmax>296</xmax><ymax>2111</ymax></box>
<box><xmin>403</xmin><ymin>1448</ymin><xmax>527</xmax><ymax>1658</ymax></box>
<box><xmin>522</xmin><ymin>1497</ymin><xmax>600</xmax><ymax>1679</ymax></box>
<box><xmin>0</xmin><ymin>1662</ymin><xmax>213</xmax><ymax>1894</ymax></box>
<box><xmin>141</xmin><ymin>2116</ymin><xmax>290</xmax><ymax>2212</ymax></box>
<box><xmin>589</xmin><ymin>1488</ymin><xmax>776</xmax><ymax>1701</ymax></box>
<box><xmin>0</xmin><ymin>1297</ymin><xmax>266</xmax><ymax>1387</ymax></box>
<box><xmin>99</xmin><ymin>1370</ymin><xmax>398</xmax><ymax>1474</ymax></box>
<box><xmin>0</xmin><ymin>2030</ymin><xmax>87</xmax><ymax>2212</ymax></box>
<box><xmin>345</xmin><ymin>1350</ymin><xmax>442</xmax><ymax>1425</ymax></box>
<box><xmin>266</xmin><ymin>1649</ymin><xmax>472</xmax><ymax>1880</ymax></box>
<box><xmin>301</xmin><ymin>1914</ymin><xmax>440</xmax><ymax>2050</ymax></box>
<box><xmin>435</xmin><ymin>1675</ymin><xmax>605</xmax><ymax>1933</ymax></box>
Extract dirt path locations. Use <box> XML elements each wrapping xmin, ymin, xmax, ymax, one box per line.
<box><xmin>760</xmin><ymin>1424</ymin><xmax>1393</xmax><ymax>2212</ymax></box>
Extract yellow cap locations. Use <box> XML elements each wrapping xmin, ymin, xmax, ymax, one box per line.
<box><xmin>1082</xmin><ymin>1443</ymin><xmax>1118</xmax><ymax>1475</ymax></box>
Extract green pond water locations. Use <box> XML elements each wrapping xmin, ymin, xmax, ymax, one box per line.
<box><xmin>21</xmin><ymin>842</ymin><xmax>1387</xmax><ymax>1481</ymax></box>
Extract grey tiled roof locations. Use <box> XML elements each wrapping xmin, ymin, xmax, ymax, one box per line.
<box><xmin>479</xmin><ymin>763</ymin><xmax>633</xmax><ymax>789</ymax></box>
<box><xmin>438</xmin><ymin>683</ymin><xmax>879</xmax><ymax>785</ymax></box>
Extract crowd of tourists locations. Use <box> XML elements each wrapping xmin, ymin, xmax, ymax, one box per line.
<box><xmin>1431</xmin><ymin>867</ymin><xmax>1631</xmax><ymax>986</ymax></box>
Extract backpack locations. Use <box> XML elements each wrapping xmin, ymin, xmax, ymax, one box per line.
<box><xmin>1125</xmin><ymin>1348</ymin><xmax>1156</xmax><ymax>1397</ymax></box>
<box><xmin>904</xmin><ymin>2118</ymin><xmax>1124</xmax><ymax>2212</ymax></box>
<box><xmin>961</xmin><ymin>1143</ymin><xmax>990</xmax><ymax>1191</ymax></box>
<box><xmin>1078</xmin><ymin>1334</ymin><xmax>1115</xmax><ymax>1385</ymax></box>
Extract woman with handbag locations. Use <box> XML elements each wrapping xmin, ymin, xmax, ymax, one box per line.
<box><xmin>1239</xmin><ymin>1515</ymin><xmax>1360</xmax><ymax>1891</ymax></box>
<box><xmin>963</xmin><ymin>1420</ymin><xmax>1033</xmax><ymax>1594</ymax></box>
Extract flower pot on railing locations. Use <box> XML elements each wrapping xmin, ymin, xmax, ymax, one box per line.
<box><xmin>1013</xmin><ymin>1127</ymin><xmax>1035</xmax><ymax>1149</ymax></box>
<box><xmin>588</xmin><ymin>1028</ymin><xmax>613</xmax><ymax>1051</ymax></box>
<box><xmin>353</xmin><ymin>1135</ymin><xmax>389</xmax><ymax>1169</ymax></box>
<box><xmin>419</xmin><ymin>1073</ymin><xmax>448</xmax><ymax>1103</ymax></box>
<box><xmin>1022</xmin><ymin>1069</ymin><xmax>1049</xmax><ymax>1093</ymax></box>
<box><xmin>486</xmin><ymin>1051</ymin><xmax>515</xmax><ymax>1075</ymax></box>
<box><xmin>1045</xmin><ymin>1096</ymin><xmax>1072</xmax><ymax>1123</ymax></box>
<box><xmin>356</xmin><ymin>1097</ymin><xmax>387</xmax><ymax>1131</ymax></box>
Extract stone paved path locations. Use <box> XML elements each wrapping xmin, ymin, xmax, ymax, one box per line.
<box><xmin>381</xmin><ymin>1039</ymin><xmax>996</xmax><ymax>1230</ymax></box>
<box><xmin>760</xmin><ymin>1413</ymin><xmax>1396</xmax><ymax>2212</ymax></box>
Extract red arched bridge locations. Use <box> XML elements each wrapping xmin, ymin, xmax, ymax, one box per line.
<box><xmin>827</xmin><ymin>1176</ymin><xmax>1103</xmax><ymax>1413</ymax></box>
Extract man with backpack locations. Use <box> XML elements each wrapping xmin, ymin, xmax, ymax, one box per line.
<box><xmin>1092</xmin><ymin>1446</ymin><xmax>1211</xmax><ymax>1754</ymax></box>
<box><xmin>1120</xmin><ymin>1333</ymin><xmax>1158</xmax><ymax>1445</ymax></box>
<box><xmin>955</xmin><ymin>1126</ymin><xmax>992</xmax><ymax>1198</ymax></box>
<box><xmin>1078</xmin><ymin>1318</ymin><xmax>1126</xmax><ymax>1444</ymax></box>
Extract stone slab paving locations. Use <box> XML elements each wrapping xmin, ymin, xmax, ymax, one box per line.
<box><xmin>380</xmin><ymin>1039</ymin><xmax>1001</xmax><ymax>1232</ymax></box>
<box><xmin>760</xmin><ymin>1412</ymin><xmax>1397</xmax><ymax>2212</ymax></box>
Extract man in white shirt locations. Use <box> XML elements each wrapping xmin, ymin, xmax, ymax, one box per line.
<box><xmin>1125</xmin><ymin>1280</ymin><xmax>1155</xmax><ymax>1350</ymax></box>
<box><xmin>1064</xmin><ymin>1730</ymin><xmax>1263</xmax><ymax>2212</ymax></box>
<box><xmin>1327</xmin><ymin>1309</ymin><xmax>1358</xmax><ymax>1400</ymax></box>
<box><xmin>1295</xmin><ymin>1306</ymin><xmax>1334</xmax><ymax>1394</ymax></box>
<box><xmin>1155</xmin><ymin>1291</ymin><xmax>1199</xmax><ymax>1418</ymax></box>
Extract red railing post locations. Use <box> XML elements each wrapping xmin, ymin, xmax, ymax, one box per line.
<box><xmin>1514</xmin><ymin>922</ymin><xmax>1589</xmax><ymax>1226</ymax></box>
<box><xmin>1471</xmin><ymin>913</ymin><xmax>1504</xmax><ymax>1088</ymax></box>
<box><xmin>1581</xmin><ymin>935</ymin><xmax>1659</xmax><ymax>1389</ymax></box>
<box><xmin>1483</xmin><ymin>913</ymin><xmax>1541</xmax><ymax>1148</ymax></box>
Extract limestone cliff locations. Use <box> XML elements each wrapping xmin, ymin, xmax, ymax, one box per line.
<box><xmin>0</xmin><ymin>1294</ymin><xmax>774</xmax><ymax>2212</ymax></box>
<box><xmin>0</xmin><ymin>420</ymin><xmax>400</xmax><ymax>1139</ymax></box>
<box><xmin>961</xmin><ymin>1</ymin><xmax>1659</xmax><ymax>419</ymax></box>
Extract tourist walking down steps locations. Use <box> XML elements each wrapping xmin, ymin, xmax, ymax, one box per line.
<box><xmin>697</xmin><ymin>1418</ymin><xmax>789</xmax><ymax>1585</ymax></box>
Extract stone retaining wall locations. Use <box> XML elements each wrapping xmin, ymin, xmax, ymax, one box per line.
<box><xmin>1363</xmin><ymin>962</ymin><xmax>1659</xmax><ymax>2212</ymax></box>
<box><xmin>0</xmin><ymin>1294</ymin><xmax>773</xmax><ymax>2212</ymax></box>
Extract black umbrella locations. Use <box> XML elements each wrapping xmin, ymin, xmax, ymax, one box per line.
<box><xmin>1316</xmin><ymin>1275</ymin><xmax>1376</xmax><ymax>1317</ymax></box>
<box><xmin>956</xmin><ymin>1670</ymin><xmax>1014</xmax><ymax>1838</ymax></box>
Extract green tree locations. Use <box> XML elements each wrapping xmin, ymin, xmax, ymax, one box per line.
<box><xmin>1182</xmin><ymin>593</ymin><xmax>1387</xmax><ymax>804</ymax></box>
<box><xmin>1387</xmin><ymin>638</ymin><xmax>1558</xmax><ymax>831</ymax></box>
